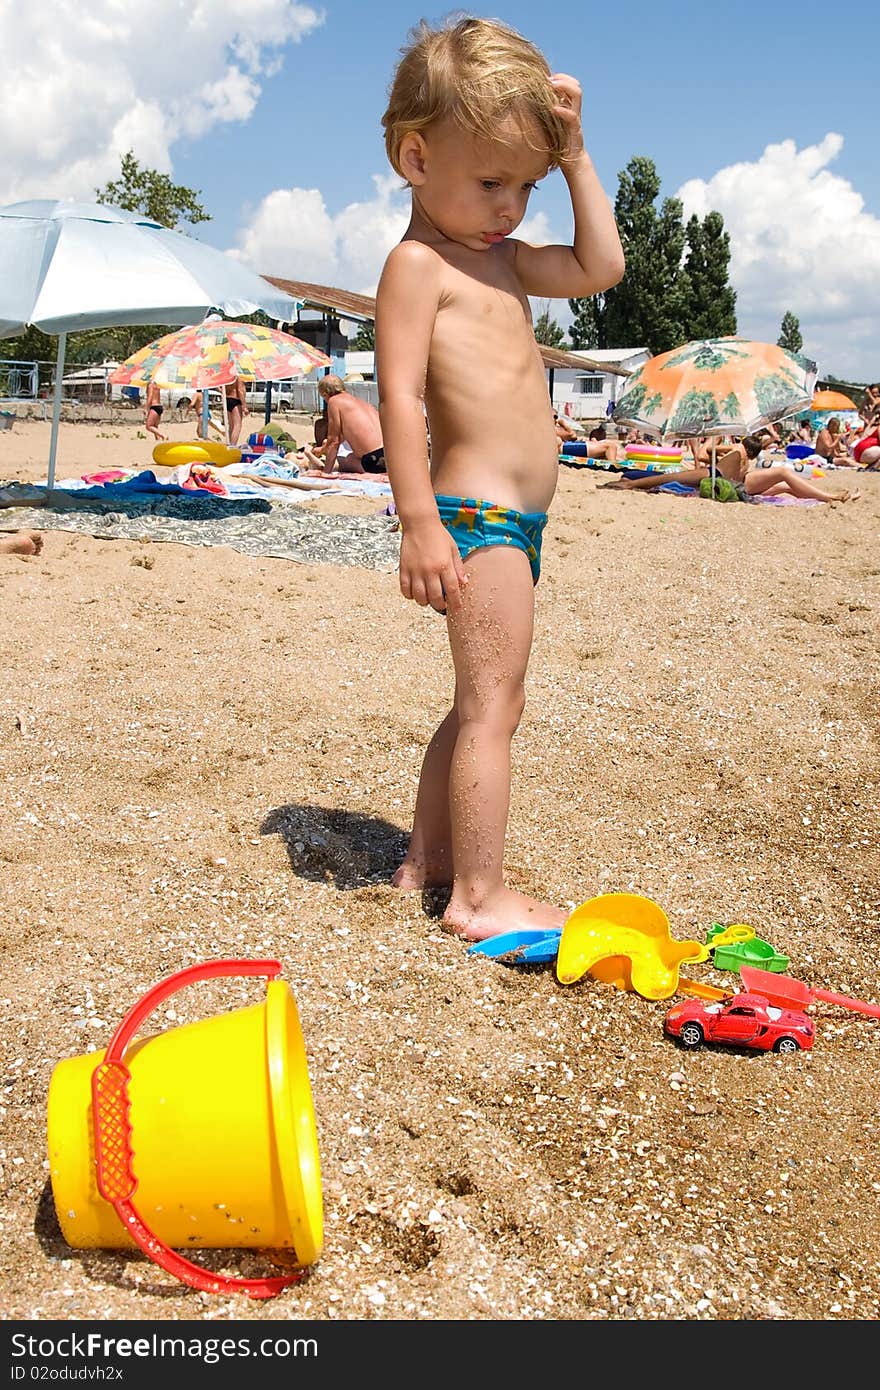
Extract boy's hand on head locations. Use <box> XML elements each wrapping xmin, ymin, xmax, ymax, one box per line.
<box><xmin>550</xmin><ymin>73</ymin><xmax>585</xmax><ymax>162</ymax></box>
<box><xmin>399</xmin><ymin>524</ymin><xmax>468</xmax><ymax>615</ymax></box>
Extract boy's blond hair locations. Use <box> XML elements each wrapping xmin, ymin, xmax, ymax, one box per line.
<box><xmin>382</xmin><ymin>13</ymin><xmax>569</xmax><ymax>178</ymax></box>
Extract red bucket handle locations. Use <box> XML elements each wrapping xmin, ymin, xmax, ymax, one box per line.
<box><xmin>91</xmin><ymin>959</ymin><xmax>303</xmax><ymax>1299</ymax></box>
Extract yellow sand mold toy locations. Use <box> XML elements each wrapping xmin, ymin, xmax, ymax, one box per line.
<box><xmin>556</xmin><ymin>892</ymin><xmax>709</xmax><ymax>999</ymax></box>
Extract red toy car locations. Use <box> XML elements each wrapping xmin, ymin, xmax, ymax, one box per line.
<box><xmin>664</xmin><ymin>992</ymin><xmax>815</xmax><ymax>1054</ymax></box>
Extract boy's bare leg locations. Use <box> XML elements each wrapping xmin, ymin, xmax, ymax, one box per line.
<box><xmin>392</xmin><ymin>708</ymin><xmax>458</xmax><ymax>889</ymax></box>
<box><xmin>441</xmin><ymin>545</ymin><xmax>566</xmax><ymax>941</ymax></box>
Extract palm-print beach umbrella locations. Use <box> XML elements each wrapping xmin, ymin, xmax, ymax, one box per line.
<box><xmin>613</xmin><ymin>337</ymin><xmax>817</xmax><ymax>439</ymax></box>
<box><xmin>110</xmin><ymin>319</ymin><xmax>332</xmax><ymax>440</ymax></box>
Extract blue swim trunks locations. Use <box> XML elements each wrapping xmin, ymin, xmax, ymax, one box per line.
<box><xmin>435</xmin><ymin>495</ymin><xmax>548</xmax><ymax>585</ymax></box>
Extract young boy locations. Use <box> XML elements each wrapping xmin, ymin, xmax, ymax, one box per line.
<box><xmin>375</xmin><ymin>16</ymin><xmax>625</xmax><ymax>940</ymax></box>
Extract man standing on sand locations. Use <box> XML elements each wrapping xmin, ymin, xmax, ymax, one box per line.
<box><xmin>316</xmin><ymin>375</ymin><xmax>386</xmax><ymax>474</ymax></box>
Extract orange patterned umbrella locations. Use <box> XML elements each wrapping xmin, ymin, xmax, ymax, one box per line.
<box><xmin>613</xmin><ymin>338</ymin><xmax>818</xmax><ymax>440</ymax></box>
<box><xmin>109</xmin><ymin>318</ymin><xmax>331</xmax><ymax>391</ymax></box>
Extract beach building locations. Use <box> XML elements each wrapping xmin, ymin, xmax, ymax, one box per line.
<box><xmin>327</xmin><ymin>346</ymin><xmax>643</xmax><ymax>422</ymax></box>
<box><xmin>548</xmin><ymin>347</ymin><xmax>650</xmax><ymax>421</ymax></box>
<box><xmin>264</xmin><ymin>276</ymin><xmax>634</xmax><ymax>419</ymax></box>
<box><xmin>60</xmin><ymin>365</ymin><xmax>118</xmax><ymax>404</ymax></box>
<box><xmin>2</xmin><ymin>272</ymin><xmax>638</xmax><ymax>423</ymax></box>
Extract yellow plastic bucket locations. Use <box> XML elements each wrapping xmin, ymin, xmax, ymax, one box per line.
<box><xmin>47</xmin><ymin>963</ymin><xmax>322</xmax><ymax>1272</ymax></box>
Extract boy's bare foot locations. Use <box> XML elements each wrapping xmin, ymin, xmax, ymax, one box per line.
<box><xmin>0</xmin><ymin>530</ymin><xmax>43</xmax><ymax>557</ymax></box>
<box><xmin>391</xmin><ymin>834</ymin><xmax>454</xmax><ymax>890</ymax></box>
<box><xmin>392</xmin><ymin>857</ymin><xmax>453</xmax><ymax>891</ymax></box>
<box><xmin>442</xmin><ymin>886</ymin><xmax>566</xmax><ymax>942</ymax></box>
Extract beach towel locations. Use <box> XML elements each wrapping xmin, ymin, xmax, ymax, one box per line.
<box><xmin>80</xmin><ymin>468</ymin><xmax>135</xmax><ymax>484</ymax></box>
<box><xmin>750</xmin><ymin>494</ymin><xmax>823</xmax><ymax>506</ymax></box>
<box><xmin>559</xmin><ymin>454</ymin><xmax>623</xmax><ymax>472</ymax></box>
<box><xmin>656</xmin><ymin>480</ymin><xmax>698</xmax><ymax>495</ymax></box>
<box><xmin>225</xmin><ymin>456</ymin><xmax>301</xmax><ymax>482</ymax></box>
<box><xmin>180</xmin><ymin>464</ymin><xmax>229</xmax><ymax>496</ymax></box>
<box><xmin>54</xmin><ymin>470</ymin><xmax>202</xmax><ymax>497</ymax></box>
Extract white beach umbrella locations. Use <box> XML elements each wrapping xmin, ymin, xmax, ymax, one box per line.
<box><xmin>0</xmin><ymin>200</ymin><xmax>301</xmax><ymax>487</ymax></box>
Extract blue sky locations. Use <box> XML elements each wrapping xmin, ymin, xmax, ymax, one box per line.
<box><xmin>3</xmin><ymin>0</ymin><xmax>878</xmax><ymax>381</ymax></box>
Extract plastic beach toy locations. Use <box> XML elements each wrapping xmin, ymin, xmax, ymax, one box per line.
<box><xmin>152</xmin><ymin>439</ymin><xmax>241</xmax><ymax>469</ymax></box>
<box><xmin>556</xmin><ymin>892</ymin><xmax>710</xmax><ymax>999</ymax></box>
<box><xmin>624</xmin><ymin>445</ymin><xmax>684</xmax><ymax>472</ymax></box>
<box><xmin>46</xmin><ymin>959</ymin><xmax>323</xmax><ymax>1298</ymax></box>
<box><xmin>707</xmin><ymin>922</ymin><xmax>790</xmax><ymax>974</ymax></box>
<box><xmin>676</xmin><ymin>977</ymin><xmax>733</xmax><ymax>1002</ymax></box>
<box><xmin>739</xmin><ymin>964</ymin><xmax>880</xmax><ymax>1019</ymax></box>
<box><xmin>705</xmin><ymin>923</ymin><xmax>755</xmax><ymax>946</ymax></box>
<box><xmin>467</xmin><ymin>929</ymin><xmax>562</xmax><ymax>965</ymax></box>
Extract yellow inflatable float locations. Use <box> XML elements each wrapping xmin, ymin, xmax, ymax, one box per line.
<box><xmin>152</xmin><ymin>440</ymin><xmax>241</xmax><ymax>469</ymax></box>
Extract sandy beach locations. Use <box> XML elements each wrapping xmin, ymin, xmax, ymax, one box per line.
<box><xmin>2</xmin><ymin>412</ymin><xmax>879</xmax><ymax>1323</ymax></box>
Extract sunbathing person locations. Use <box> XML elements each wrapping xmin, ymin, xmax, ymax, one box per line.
<box><xmin>559</xmin><ymin>422</ymin><xmax>622</xmax><ymax>464</ymax></box>
<box><xmin>0</xmin><ymin>530</ymin><xmax>43</xmax><ymax>556</ymax></box>
<box><xmin>687</xmin><ymin>435</ymin><xmax>737</xmax><ymax>467</ymax></box>
<box><xmin>553</xmin><ymin>410</ymin><xmax>580</xmax><ymax>444</ymax></box>
<box><xmin>814</xmin><ymin>417</ymin><xmax>851</xmax><ymax>465</ymax></box>
<box><xmin>852</xmin><ymin>409</ymin><xmax>880</xmax><ymax>469</ymax></box>
<box><xmin>296</xmin><ymin>438</ymin><xmax>375</xmax><ymax>475</ymax></box>
<box><xmin>585</xmin><ymin>424</ymin><xmax>622</xmax><ymax>462</ymax></box>
<box><xmin>607</xmin><ymin>435</ymin><xmax>858</xmax><ymax>501</ymax></box>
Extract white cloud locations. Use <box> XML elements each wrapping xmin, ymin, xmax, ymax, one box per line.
<box><xmin>0</xmin><ymin>0</ymin><xmax>323</xmax><ymax>203</ymax></box>
<box><xmin>518</xmin><ymin>211</ymin><xmax>555</xmax><ymax>247</ymax></box>
<box><xmin>233</xmin><ymin>184</ymin><xmax>558</xmax><ymax>304</ymax></box>
<box><xmin>231</xmin><ymin>174</ymin><xmax>410</xmax><ymax>293</ymax></box>
<box><xmin>677</xmin><ymin>134</ymin><xmax>880</xmax><ymax>382</ymax></box>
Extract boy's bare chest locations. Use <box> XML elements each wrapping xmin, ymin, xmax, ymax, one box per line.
<box><xmin>437</xmin><ymin>259</ymin><xmax>532</xmax><ymax>336</ymax></box>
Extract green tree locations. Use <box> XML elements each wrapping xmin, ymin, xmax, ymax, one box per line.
<box><xmin>95</xmin><ymin>151</ymin><xmax>210</xmax><ymax>230</ymax></box>
<box><xmin>568</xmin><ymin>294</ymin><xmax>604</xmax><ymax>350</ymax></box>
<box><xmin>569</xmin><ymin>157</ymin><xmax>736</xmax><ymax>356</ymax></box>
<box><xmin>679</xmin><ymin>211</ymin><xmax>737</xmax><ymax>340</ymax></box>
<box><xmin>351</xmin><ymin>322</ymin><xmax>375</xmax><ymax>350</ymax></box>
<box><xmin>777</xmin><ymin>311</ymin><xmax>803</xmax><ymax>354</ymax></box>
<box><xmin>533</xmin><ymin>301</ymin><xmax>567</xmax><ymax>348</ymax></box>
<box><xmin>602</xmin><ymin>157</ymin><xmax>688</xmax><ymax>355</ymax></box>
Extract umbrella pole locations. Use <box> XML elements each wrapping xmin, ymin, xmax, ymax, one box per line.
<box><xmin>220</xmin><ymin>389</ymin><xmax>229</xmax><ymax>445</ymax></box>
<box><xmin>710</xmin><ymin>438</ymin><xmax>717</xmax><ymax>492</ymax></box>
<box><xmin>47</xmin><ymin>332</ymin><xmax>66</xmax><ymax>491</ymax></box>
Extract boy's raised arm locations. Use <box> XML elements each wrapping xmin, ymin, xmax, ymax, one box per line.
<box><xmin>513</xmin><ymin>74</ymin><xmax>625</xmax><ymax>300</ymax></box>
<box><xmin>376</xmin><ymin>242</ymin><xmax>467</xmax><ymax>613</ymax></box>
